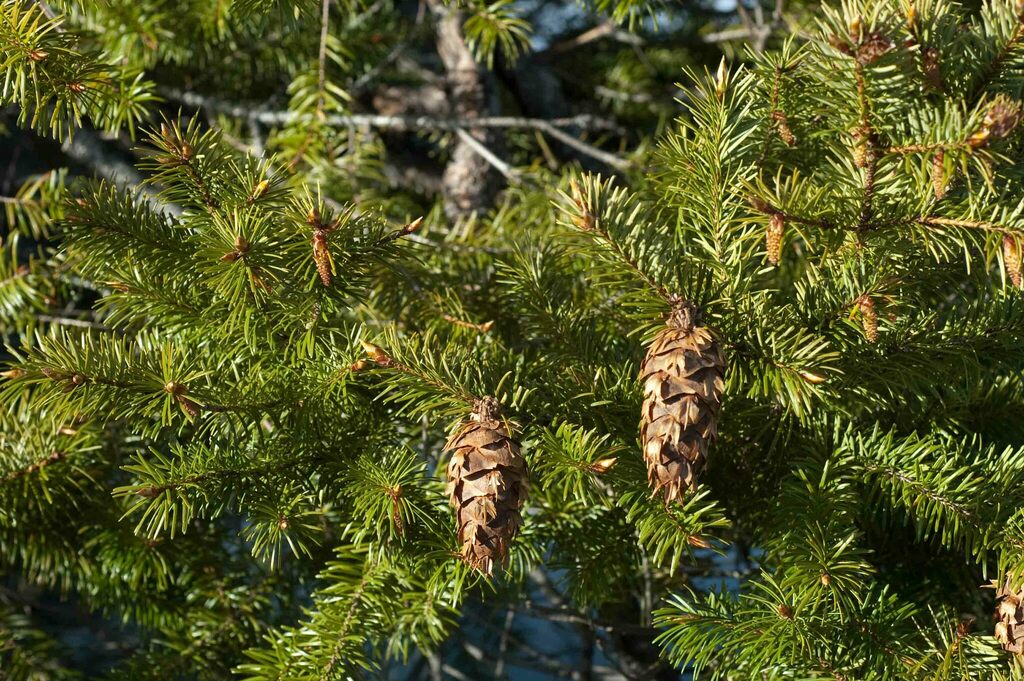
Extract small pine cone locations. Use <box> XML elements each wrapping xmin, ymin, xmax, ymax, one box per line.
<box><xmin>995</xmin><ymin>577</ymin><xmax>1024</xmax><ymax>654</ymax></box>
<box><xmin>931</xmin><ymin>150</ymin><xmax>946</xmax><ymax>200</ymax></box>
<box><xmin>857</xmin><ymin>295</ymin><xmax>879</xmax><ymax>343</ymax></box>
<box><xmin>312</xmin><ymin>232</ymin><xmax>331</xmax><ymax>287</ymax></box>
<box><xmin>1004</xmin><ymin>235</ymin><xmax>1023</xmax><ymax>288</ymax></box>
<box><xmin>639</xmin><ymin>300</ymin><xmax>726</xmax><ymax>502</ymax></box>
<box><xmin>766</xmin><ymin>213</ymin><xmax>785</xmax><ymax>265</ymax></box>
<box><xmin>772</xmin><ymin>110</ymin><xmax>796</xmax><ymax>146</ymax></box>
<box><xmin>444</xmin><ymin>397</ymin><xmax>527</xmax><ymax>576</ymax></box>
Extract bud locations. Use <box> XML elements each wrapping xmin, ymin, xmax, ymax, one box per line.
<box><xmin>349</xmin><ymin>359</ymin><xmax>368</xmax><ymax>372</ymax></box>
<box><xmin>857</xmin><ymin>33</ymin><xmax>894</xmax><ymax>65</ymax></box>
<box><xmin>777</xmin><ymin>604</ymin><xmax>794</xmax><ymax>619</ymax></box>
<box><xmin>766</xmin><ymin>213</ymin><xmax>784</xmax><ymax>265</ymax></box>
<box><xmin>687</xmin><ymin>535</ymin><xmax>712</xmax><ymax>549</ymax></box>
<box><xmin>569</xmin><ymin>179</ymin><xmax>596</xmax><ymax>231</ymax></box>
<box><xmin>849</xmin><ymin>16</ymin><xmax>862</xmax><ymax>40</ymax></box>
<box><xmin>403</xmin><ymin>216</ymin><xmax>424</xmax><ymax>234</ymax></box>
<box><xmin>251</xmin><ymin>180</ymin><xmax>270</xmax><ymax>200</ymax></box>
<box><xmin>589</xmin><ymin>457</ymin><xmax>618</xmax><ymax>474</ymax></box>
<box><xmin>277</xmin><ymin>517</ymin><xmax>289</xmax><ymax>531</ymax></box>
<box><xmin>164</xmin><ymin>381</ymin><xmax>187</xmax><ymax>395</ymax></box>
<box><xmin>137</xmin><ymin>486</ymin><xmax>162</xmax><ymax>499</ymax></box>
<box><xmin>68</xmin><ymin>82</ymin><xmax>86</xmax><ymax>93</ymax></box>
<box><xmin>714</xmin><ymin>58</ymin><xmax>728</xmax><ymax>99</ymax></box>
<box><xmin>0</xmin><ymin>368</ymin><xmax>26</xmax><ymax>380</ymax></box>
<box><xmin>178</xmin><ymin>141</ymin><xmax>193</xmax><ymax>161</ymax></box>
<box><xmin>956</xmin><ymin>616</ymin><xmax>974</xmax><ymax>638</ymax></box>
<box><xmin>57</xmin><ymin>426</ymin><xmax>78</xmax><ymax>436</ymax></box>
<box><xmin>798</xmin><ymin>369</ymin><xmax>827</xmax><ymax>384</ymax></box>
<box><xmin>820</xmin><ymin>572</ymin><xmax>832</xmax><ymax>586</ymax></box>
<box><xmin>906</xmin><ymin>3</ymin><xmax>916</xmax><ymax>29</ymax></box>
<box><xmin>28</xmin><ymin>49</ymin><xmax>47</xmax><ymax>62</ymax></box>
<box><xmin>996</xmin><ymin>620</ymin><xmax>1010</xmax><ymax>644</ymax></box>
<box><xmin>312</xmin><ymin>231</ymin><xmax>331</xmax><ymax>287</ymax></box>
<box><xmin>306</xmin><ymin>207</ymin><xmax>320</xmax><ymax>226</ymax></box>
<box><xmin>360</xmin><ymin>341</ymin><xmax>390</xmax><ymax>364</ymax></box>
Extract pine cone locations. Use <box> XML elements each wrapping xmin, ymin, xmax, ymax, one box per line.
<box><xmin>312</xmin><ymin>231</ymin><xmax>331</xmax><ymax>287</ymax></box>
<box><xmin>931</xmin><ymin>150</ymin><xmax>946</xmax><ymax>200</ymax></box>
<box><xmin>772</xmin><ymin>110</ymin><xmax>796</xmax><ymax>146</ymax></box>
<box><xmin>444</xmin><ymin>397</ymin><xmax>527</xmax><ymax>576</ymax></box>
<box><xmin>766</xmin><ymin>213</ymin><xmax>785</xmax><ymax>265</ymax></box>
<box><xmin>995</xmin><ymin>577</ymin><xmax>1024</xmax><ymax>654</ymax></box>
<box><xmin>639</xmin><ymin>300</ymin><xmax>726</xmax><ymax>502</ymax></box>
<box><xmin>857</xmin><ymin>295</ymin><xmax>879</xmax><ymax>343</ymax></box>
<box><xmin>1004</xmin><ymin>235</ymin><xmax>1023</xmax><ymax>288</ymax></box>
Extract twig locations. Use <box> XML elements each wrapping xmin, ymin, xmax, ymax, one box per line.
<box><xmin>33</xmin><ymin>0</ymin><xmax>57</xmax><ymax>20</ymax></box>
<box><xmin>537</xmin><ymin>121</ymin><xmax>630</xmax><ymax>171</ymax></box>
<box><xmin>455</xmin><ymin>128</ymin><xmax>519</xmax><ymax>182</ymax></box>
<box><xmin>545</xmin><ymin>21</ymin><xmax>644</xmax><ymax>55</ymax></box>
<box><xmin>494</xmin><ymin>608</ymin><xmax>515</xmax><ymax>679</ymax></box>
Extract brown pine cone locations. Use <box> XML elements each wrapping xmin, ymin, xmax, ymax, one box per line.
<box><xmin>639</xmin><ymin>300</ymin><xmax>726</xmax><ymax>502</ymax></box>
<box><xmin>444</xmin><ymin>397</ymin><xmax>527</xmax><ymax>576</ymax></box>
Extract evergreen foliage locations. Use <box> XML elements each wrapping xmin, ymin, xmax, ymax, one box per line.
<box><xmin>4</xmin><ymin>0</ymin><xmax>1024</xmax><ymax>679</ymax></box>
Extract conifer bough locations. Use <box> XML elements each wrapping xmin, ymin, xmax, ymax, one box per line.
<box><xmin>444</xmin><ymin>396</ymin><xmax>527</xmax><ymax>575</ymax></box>
<box><xmin>639</xmin><ymin>299</ymin><xmax>726</xmax><ymax>502</ymax></box>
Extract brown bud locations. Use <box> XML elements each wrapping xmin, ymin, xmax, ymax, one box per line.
<box><xmin>748</xmin><ymin>196</ymin><xmax>773</xmax><ymax>214</ymax></box>
<box><xmin>277</xmin><ymin>517</ymin><xmax>289</xmax><ymax>531</ymax></box>
<box><xmin>777</xmin><ymin>604</ymin><xmax>794</xmax><ymax>619</ymax></box>
<box><xmin>164</xmin><ymin>381</ymin><xmax>187</xmax><ymax>396</ymax></box>
<box><xmin>1</xmin><ymin>368</ymin><xmax>26</xmax><ymax>380</ymax></box>
<box><xmin>820</xmin><ymin>572</ymin><xmax>832</xmax><ymax>586</ymax></box>
<box><xmin>766</xmin><ymin>213</ymin><xmax>784</xmax><ymax>266</ymax></box>
<box><xmin>589</xmin><ymin>457</ymin><xmax>618</xmax><ymax>474</ymax></box>
<box><xmin>178</xmin><ymin>142</ymin><xmax>193</xmax><ymax>161</ymax></box>
<box><xmin>68</xmin><ymin>82</ymin><xmax>86</xmax><ymax>93</ymax></box>
<box><xmin>687</xmin><ymin>535</ymin><xmax>712</xmax><ymax>549</ymax></box>
<box><xmin>57</xmin><ymin>426</ymin><xmax>78</xmax><ymax>436</ymax></box>
<box><xmin>349</xmin><ymin>359</ymin><xmax>368</xmax><ymax>372</ymax></box>
<box><xmin>906</xmin><ymin>3</ymin><xmax>917</xmax><ymax>29</ymax></box>
<box><xmin>360</xmin><ymin>341</ymin><xmax>390</xmax><ymax>364</ymax></box>
<box><xmin>403</xmin><ymin>216</ymin><xmax>424</xmax><ymax>234</ymax></box>
<box><xmin>306</xmin><ymin>207</ymin><xmax>320</xmax><ymax>226</ymax></box>
<box><xmin>160</xmin><ymin>123</ymin><xmax>172</xmax><ymax>139</ymax></box>
<box><xmin>136</xmin><ymin>486</ymin><xmax>162</xmax><ymax>499</ymax></box>
<box><xmin>479</xmin><ymin>320</ymin><xmax>495</xmax><ymax>334</ymax></box>
<box><xmin>956</xmin><ymin>616</ymin><xmax>974</xmax><ymax>638</ymax></box>
<box><xmin>798</xmin><ymin>369</ymin><xmax>827</xmax><ymax>384</ymax></box>
<box><xmin>28</xmin><ymin>49</ymin><xmax>47</xmax><ymax>62</ymax></box>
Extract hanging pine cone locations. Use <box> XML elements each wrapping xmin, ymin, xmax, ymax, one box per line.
<box><xmin>766</xmin><ymin>213</ymin><xmax>784</xmax><ymax>265</ymax></box>
<box><xmin>1004</xmin><ymin>235</ymin><xmax>1023</xmax><ymax>288</ymax></box>
<box><xmin>931</xmin><ymin>150</ymin><xmax>946</xmax><ymax>200</ymax></box>
<box><xmin>444</xmin><ymin>396</ymin><xmax>527</xmax><ymax>576</ymax></box>
<box><xmin>856</xmin><ymin>295</ymin><xmax>879</xmax><ymax>343</ymax></box>
<box><xmin>639</xmin><ymin>299</ymin><xmax>726</xmax><ymax>503</ymax></box>
<box><xmin>995</xmin><ymin>576</ymin><xmax>1024</xmax><ymax>654</ymax></box>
